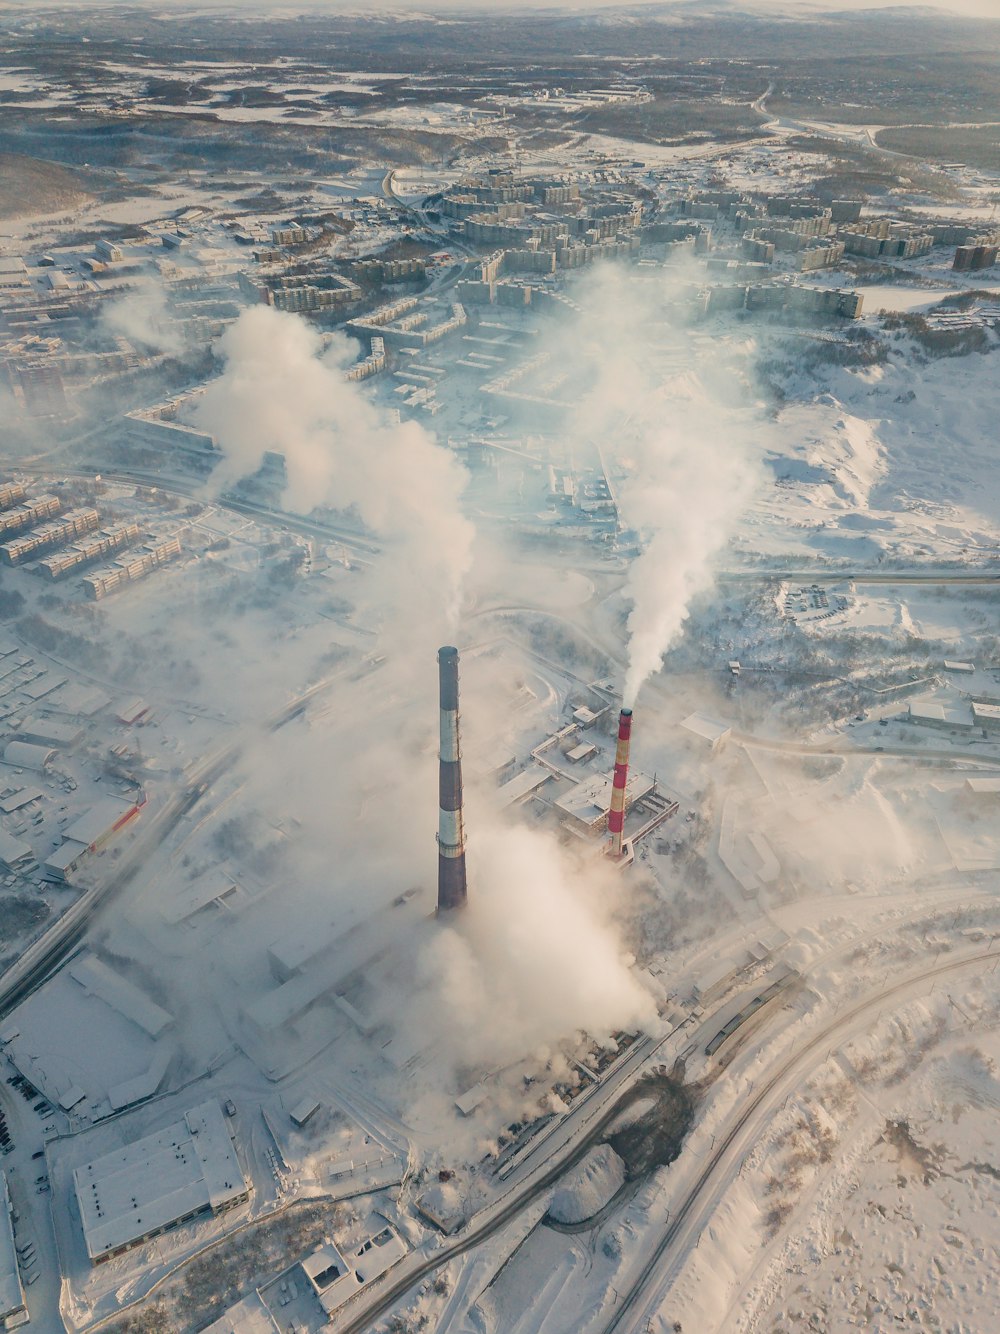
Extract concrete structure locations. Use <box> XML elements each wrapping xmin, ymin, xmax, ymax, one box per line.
<box><xmin>63</xmin><ymin>796</ymin><xmax>145</xmax><ymax>852</ymax></box>
<box><xmin>0</xmin><ymin>494</ymin><xmax>61</xmax><ymax>537</ymax></box>
<box><xmin>0</xmin><ymin>506</ymin><xmax>100</xmax><ymax>565</ymax></box>
<box><xmin>0</xmin><ymin>483</ymin><xmax>26</xmax><ymax>512</ymax></box>
<box><xmin>38</xmin><ymin>522</ymin><xmax>140</xmax><ymax>580</ymax></box>
<box><xmin>498</xmin><ymin>767</ymin><xmax>552</xmax><ymax>808</ymax></box>
<box><xmin>73</xmin><ymin>1100</ymin><xmax>250</xmax><ymax>1264</ymax></box>
<box><xmin>42</xmin><ymin>840</ymin><xmax>88</xmax><ymax>882</ymax></box>
<box><xmin>289</xmin><ymin>1098</ymin><xmax>321</xmax><ymax>1128</ymax></box>
<box><xmin>607</xmin><ymin>707</ymin><xmax>633</xmax><ymax>859</ymax></box>
<box><xmin>17</xmin><ymin>718</ymin><xmax>82</xmax><ymax>748</ymax></box>
<box><xmin>437</xmin><ymin>646</ymin><xmax>468</xmax><ymax>912</ymax></box>
<box><xmin>680</xmin><ymin>712</ymin><xmax>732</xmax><ymax>751</ymax></box>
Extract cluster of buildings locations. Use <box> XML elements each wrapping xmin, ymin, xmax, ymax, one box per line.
<box><xmin>440</xmin><ymin>168</ymin><xmax>642</xmax><ymax>273</ymax></box>
<box><xmin>0</xmin><ymin>482</ymin><xmax>182</xmax><ymax>602</ymax></box>
<box><xmin>657</xmin><ymin>187</ymin><xmax>1000</xmax><ymax>288</ymax></box>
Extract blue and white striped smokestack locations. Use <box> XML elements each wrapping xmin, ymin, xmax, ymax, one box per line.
<box><xmin>437</xmin><ymin>645</ymin><xmax>468</xmax><ymax>913</ymax></box>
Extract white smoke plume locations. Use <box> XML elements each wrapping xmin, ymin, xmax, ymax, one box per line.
<box><xmin>192</xmin><ymin>304</ymin><xmax>475</xmax><ymax>650</ymax></box>
<box><xmin>416</xmin><ymin>821</ymin><xmax>657</xmax><ymax>1067</ymax></box>
<box><xmin>100</xmin><ymin>277</ymin><xmax>185</xmax><ymax>356</ymax></box>
<box><xmin>565</xmin><ymin>264</ymin><xmax>761</xmax><ymax>705</ymax></box>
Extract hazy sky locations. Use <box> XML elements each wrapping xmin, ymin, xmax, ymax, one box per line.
<box><xmin>20</xmin><ymin>0</ymin><xmax>998</xmax><ymax>15</ymax></box>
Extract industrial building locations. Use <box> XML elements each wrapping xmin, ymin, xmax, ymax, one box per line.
<box><xmin>16</xmin><ymin>718</ymin><xmax>82</xmax><ymax>748</ymax></box>
<box><xmin>2</xmin><ymin>740</ymin><xmax>56</xmax><ymax>771</ymax></box>
<box><xmin>0</xmin><ymin>829</ymin><xmax>33</xmax><ymax>872</ymax></box>
<box><xmin>73</xmin><ymin>1099</ymin><xmax>250</xmax><ymax>1264</ymax></box>
<box><xmin>43</xmin><ymin>794</ymin><xmax>146</xmax><ymax>882</ymax></box>
<box><xmin>906</xmin><ymin>700</ymin><xmax>974</xmax><ymax>731</ymax></box>
<box><xmin>554</xmin><ymin>766</ymin><xmax>655</xmax><ymax>834</ymax></box>
<box><xmin>972</xmin><ymin>702</ymin><xmax>1000</xmax><ymax>733</ymax></box>
<box><xmin>0</xmin><ymin>951</ymin><xmax>175</xmax><ymax>1119</ymax></box>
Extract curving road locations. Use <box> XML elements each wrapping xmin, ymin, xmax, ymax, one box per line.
<box><xmin>602</xmin><ymin>944</ymin><xmax>1000</xmax><ymax>1332</ymax></box>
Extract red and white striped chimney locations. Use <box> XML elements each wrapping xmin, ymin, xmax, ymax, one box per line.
<box><xmin>607</xmin><ymin>707</ymin><xmax>632</xmax><ymax>859</ymax></box>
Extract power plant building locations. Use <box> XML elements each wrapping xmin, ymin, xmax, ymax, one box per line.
<box><xmin>73</xmin><ymin>1099</ymin><xmax>250</xmax><ymax>1264</ymax></box>
<box><xmin>555</xmin><ymin>766</ymin><xmax>654</xmax><ymax>834</ymax></box>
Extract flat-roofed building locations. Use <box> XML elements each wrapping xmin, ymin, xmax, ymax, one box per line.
<box><xmin>554</xmin><ymin>768</ymin><xmax>655</xmax><ymax>833</ymax></box>
<box><xmin>972</xmin><ymin>702</ymin><xmax>1000</xmax><ymax>733</ymax></box>
<box><xmin>907</xmin><ymin>700</ymin><xmax>974</xmax><ymax>731</ymax></box>
<box><xmin>0</xmin><ymin>829</ymin><xmax>33</xmax><ymax>871</ymax></box>
<box><xmin>73</xmin><ymin>1099</ymin><xmax>250</xmax><ymax>1264</ymax></box>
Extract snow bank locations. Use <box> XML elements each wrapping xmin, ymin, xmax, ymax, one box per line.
<box><xmin>548</xmin><ymin>1144</ymin><xmax>626</xmax><ymax>1225</ymax></box>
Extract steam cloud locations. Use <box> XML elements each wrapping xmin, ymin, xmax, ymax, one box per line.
<box><xmin>415</xmin><ymin>820</ymin><xmax>658</xmax><ymax>1067</ymax></box>
<box><xmin>566</xmin><ymin>265</ymin><xmax>760</xmax><ymax>705</ymax></box>
<box><xmin>101</xmin><ymin>278</ymin><xmax>185</xmax><ymax>357</ymax></box>
<box><xmin>193</xmin><ymin>305</ymin><xmax>475</xmax><ymax>650</ymax></box>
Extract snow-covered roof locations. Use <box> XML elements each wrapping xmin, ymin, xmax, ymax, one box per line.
<box><xmin>680</xmin><ymin>711</ymin><xmax>732</xmax><ymax>745</ymax></box>
<box><xmin>554</xmin><ymin>768</ymin><xmax>655</xmax><ymax>828</ymax></box>
<box><xmin>2</xmin><ymin>740</ymin><xmax>55</xmax><ymax>770</ymax></box>
<box><xmin>0</xmin><ymin>1174</ymin><xmax>24</xmax><ymax>1320</ymax></box>
<box><xmin>73</xmin><ymin>1099</ymin><xmax>249</xmax><ymax>1262</ymax></box>
<box><xmin>62</xmin><ymin>797</ymin><xmax>137</xmax><ymax>848</ymax></box>
<box><xmin>43</xmin><ymin>840</ymin><xmax>87</xmax><ymax>874</ymax></box>
<box><xmin>0</xmin><ymin>829</ymin><xmax>32</xmax><ymax>868</ymax></box>
<box><xmin>69</xmin><ymin>955</ymin><xmax>173</xmax><ymax>1039</ymax></box>
<box><xmin>498</xmin><ymin>767</ymin><xmax>552</xmax><ymax>807</ymax></box>
<box><xmin>0</xmin><ymin>786</ymin><xmax>43</xmax><ymax>813</ymax></box>
<box><xmin>18</xmin><ymin>717</ymin><xmax>82</xmax><ymax>747</ymax></box>
<box><xmin>908</xmin><ymin>700</ymin><xmax>973</xmax><ymax>727</ymax></box>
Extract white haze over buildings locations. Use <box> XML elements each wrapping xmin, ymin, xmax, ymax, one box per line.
<box><xmin>419</xmin><ymin>822</ymin><xmax>658</xmax><ymax>1068</ymax></box>
<box><xmin>566</xmin><ymin>264</ymin><xmax>761</xmax><ymax>706</ymax></box>
<box><xmin>193</xmin><ymin>305</ymin><xmax>475</xmax><ymax>656</ymax></box>
<box><xmin>100</xmin><ymin>278</ymin><xmax>185</xmax><ymax>356</ymax></box>
<box><xmin>162</xmin><ymin>269</ymin><xmax>758</xmax><ymax>1077</ymax></box>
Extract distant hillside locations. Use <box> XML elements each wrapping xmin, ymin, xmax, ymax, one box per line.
<box><xmin>0</xmin><ymin>151</ymin><xmax>93</xmax><ymax>219</ymax></box>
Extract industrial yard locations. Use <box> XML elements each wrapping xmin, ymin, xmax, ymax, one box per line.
<box><xmin>0</xmin><ymin>2</ymin><xmax>998</xmax><ymax>1333</ymax></box>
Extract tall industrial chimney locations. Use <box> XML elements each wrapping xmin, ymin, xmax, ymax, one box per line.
<box><xmin>437</xmin><ymin>645</ymin><xmax>468</xmax><ymax>913</ymax></box>
<box><xmin>607</xmin><ymin>707</ymin><xmax>633</xmax><ymax>859</ymax></box>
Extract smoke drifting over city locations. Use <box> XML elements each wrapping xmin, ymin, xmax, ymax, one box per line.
<box><xmin>565</xmin><ymin>265</ymin><xmax>761</xmax><ymax>705</ymax></box>
<box><xmin>4</xmin><ymin>1</ymin><xmax>1000</xmax><ymax>1327</ymax></box>
<box><xmin>101</xmin><ymin>279</ymin><xmax>186</xmax><ymax>358</ymax></box>
<box><xmin>182</xmin><ymin>271</ymin><xmax>761</xmax><ymax>1077</ymax></box>
<box><xmin>195</xmin><ymin>306</ymin><xmax>475</xmax><ymax>652</ymax></box>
